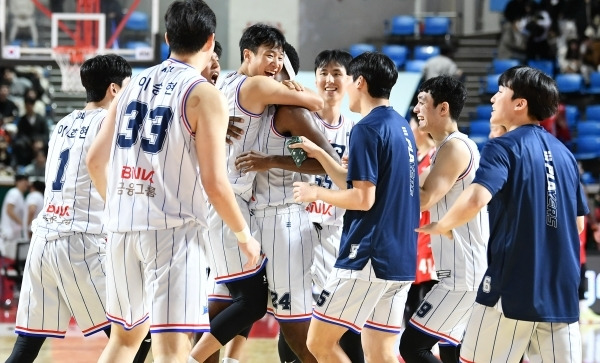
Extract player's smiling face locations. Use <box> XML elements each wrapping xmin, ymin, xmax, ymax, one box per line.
<box><xmin>315</xmin><ymin>62</ymin><xmax>349</xmax><ymax>103</ymax></box>
<box><xmin>246</xmin><ymin>45</ymin><xmax>284</xmax><ymax>78</ymax></box>
<box><xmin>413</xmin><ymin>91</ymin><xmax>440</xmax><ymax>132</ymax></box>
<box><xmin>490</xmin><ymin>85</ymin><xmax>517</xmax><ymax>126</ymax></box>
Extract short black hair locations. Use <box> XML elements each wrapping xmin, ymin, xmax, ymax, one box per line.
<box><xmin>165</xmin><ymin>0</ymin><xmax>216</xmax><ymax>55</ymax></box>
<box><xmin>15</xmin><ymin>174</ymin><xmax>28</xmax><ymax>183</ymax></box>
<box><xmin>314</xmin><ymin>49</ymin><xmax>353</xmax><ymax>73</ymax></box>
<box><xmin>418</xmin><ymin>76</ymin><xmax>467</xmax><ymax>121</ymax></box>
<box><xmin>80</xmin><ymin>54</ymin><xmax>132</xmax><ymax>103</ymax></box>
<box><xmin>214</xmin><ymin>40</ymin><xmax>222</xmax><ymax>58</ymax></box>
<box><xmin>284</xmin><ymin>42</ymin><xmax>300</xmax><ymax>75</ymax></box>
<box><xmin>32</xmin><ymin>180</ymin><xmax>45</xmax><ymax>192</ymax></box>
<box><xmin>238</xmin><ymin>23</ymin><xmax>285</xmax><ymax>63</ymax></box>
<box><xmin>347</xmin><ymin>52</ymin><xmax>397</xmax><ymax>99</ymax></box>
<box><xmin>499</xmin><ymin>66</ymin><xmax>559</xmax><ymax>121</ymax></box>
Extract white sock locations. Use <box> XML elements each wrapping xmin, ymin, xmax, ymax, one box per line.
<box><xmin>222</xmin><ymin>358</ymin><xmax>240</xmax><ymax>363</ymax></box>
<box><xmin>188</xmin><ymin>356</ymin><xmax>200</xmax><ymax>363</ymax></box>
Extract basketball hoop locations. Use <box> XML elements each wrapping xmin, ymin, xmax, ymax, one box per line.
<box><xmin>52</xmin><ymin>46</ymin><xmax>97</xmax><ymax>93</ymax></box>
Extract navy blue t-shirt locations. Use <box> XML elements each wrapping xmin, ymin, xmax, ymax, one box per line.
<box><xmin>473</xmin><ymin>124</ymin><xmax>588</xmax><ymax>323</ymax></box>
<box><xmin>335</xmin><ymin>106</ymin><xmax>419</xmax><ymax>281</ymax></box>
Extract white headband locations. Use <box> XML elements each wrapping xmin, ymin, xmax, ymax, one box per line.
<box><xmin>283</xmin><ymin>53</ymin><xmax>295</xmax><ymax>81</ymax></box>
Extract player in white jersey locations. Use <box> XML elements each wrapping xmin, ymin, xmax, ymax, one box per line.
<box><xmin>5</xmin><ymin>54</ymin><xmax>134</xmax><ymax>363</ymax></box>
<box><xmin>235</xmin><ymin>45</ymin><xmax>338</xmax><ymax>363</ymax></box>
<box><xmin>23</xmin><ymin>180</ymin><xmax>44</xmax><ymax>238</ymax></box>
<box><xmin>400</xmin><ymin>76</ymin><xmax>488</xmax><ymax>363</ymax></box>
<box><xmin>191</xmin><ymin>26</ymin><xmax>323</xmax><ymax>363</ymax></box>
<box><xmin>87</xmin><ymin>2</ymin><xmax>261</xmax><ymax>363</ymax></box>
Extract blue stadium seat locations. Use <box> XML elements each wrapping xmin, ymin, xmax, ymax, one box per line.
<box><xmin>422</xmin><ymin>16</ymin><xmax>451</xmax><ymax>36</ymax></box>
<box><xmin>125</xmin><ymin>41</ymin><xmax>151</xmax><ymax>50</ymax></box>
<box><xmin>577</xmin><ymin>120</ymin><xmax>600</xmax><ymax>136</ymax></box>
<box><xmin>587</xmin><ymin>72</ymin><xmax>600</xmax><ymax>94</ymax></box>
<box><xmin>481</xmin><ymin>74</ymin><xmax>501</xmax><ymax>94</ymax></box>
<box><xmin>349</xmin><ymin>43</ymin><xmax>376</xmax><ymax>58</ymax></box>
<box><xmin>387</xmin><ymin>15</ymin><xmax>417</xmax><ymax>36</ymax></box>
<box><xmin>555</xmin><ymin>74</ymin><xmax>585</xmax><ymax>94</ymax></box>
<box><xmin>527</xmin><ymin>59</ymin><xmax>554</xmax><ymax>77</ymax></box>
<box><xmin>564</xmin><ymin>105</ymin><xmax>580</xmax><ymax>129</ymax></box>
<box><xmin>574</xmin><ymin>136</ymin><xmax>600</xmax><ymax>160</ymax></box>
<box><xmin>404</xmin><ymin>59</ymin><xmax>426</xmax><ymax>73</ymax></box>
<box><xmin>491</xmin><ymin>58</ymin><xmax>520</xmax><ymax>74</ymax></box>
<box><xmin>585</xmin><ymin>104</ymin><xmax>600</xmax><ymax>120</ymax></box>
<box><xmin>469</xmin><ymin>120</ymin><xmax>491</xmax><ymax>136</ymax></box>
<box><xmin>413</xmin><ymin>45</ymin><xmax>440</xmax><ymax>60</ymax></box>
<box><xmin>125</xmin><ymin>11</ymin><xmax>149</xmax><ymax>31</ymax></box>
<box><xmin>475</xmin><ymin>104</ymin><xmax>493</xmax><ymax>119</ymax></box>
<box><xmin>161</xmin><ymin>42</ymin><xmax>170</xmax><ymax>61</ymax></box>
<box><xmin>381</xmin><ymin>45</ymin><xmax>409</xmax><ymax>69</ymax></box>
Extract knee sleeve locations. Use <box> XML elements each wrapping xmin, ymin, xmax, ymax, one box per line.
<box><xmin>439</xmin><ymin>344</ymin><xmax>460</xmax><ymax>363</ymax></box>
<box><xmin>5</xmin><ymin>334</ymin><xmax>46</xmax><ymax>363</ymax></box>
<box><xmin>339</xmin><ymin>330</ymin><xmax>364</xmax><ymax>363</ymax></box>
<box><xmin>399</xmin><ymin>325</ymin><xmax>441</xmax><ymax>363</ymax></box>
<box><xmin>210</xmin><ymin>270</ymin><xmax>268</xmax><ymax>345</ymax></box>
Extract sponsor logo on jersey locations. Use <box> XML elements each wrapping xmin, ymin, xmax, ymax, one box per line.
<box><xmin>121</xmin><ymin>166</ymin><xmax>154</xmax><ymax>183</ymax></box>
<box><xmin>306</xmin><ymin>201</ymin><xmax>333</xmax><ymax>216</ymax></box>
<box><xmin>544</xmin><ymin>150</ymin><xmax>557</xmax><ymax>228</ymax></box>
<box><xmin>45</xmin><ymin>204</ymin><xmax>70</xmax><ymax>217</ymax></box>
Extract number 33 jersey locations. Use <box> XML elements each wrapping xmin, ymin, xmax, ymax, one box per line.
<box><xmin>34</xmin><ymin>109</ymin><xmax>107</xmax><ymax>240</ymax></box>
<box><xmin>105</xmin><ymin>59</ymin><xmax>210</xmax><ymax>232</ymax></box>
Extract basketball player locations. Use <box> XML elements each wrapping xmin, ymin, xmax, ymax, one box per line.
<box><xmin>418</xmin><ymin>66</ymin><xmax>587</xmax><ymax>362</ymax></box>
<box><xmin>87</xmin><ymin>2</ymin><xmax>262</xmax><ymax>363</ymax></box>
<box><xmin>292</xmin><ymin>52</ymin><xmax>419</xmax><ymax>363</ymax></box>
<box><xmin>235</xmin><ymin>44</ymin><xmax>338</xmax><ymax>363</ymax></box>
<box><xmin>189</xmin><ymin>25</ymin><xmax>323</xmax><ymax>363</ymax></box>
<box><xmin>5</xmin><ymin>54</ymin><xmax>134</xmax><ymax>363</ymax></box>
<box><xmin>201</xmin><ymin>40</ymin><xmax>222</xmax><ymax>85</ymax></box>
<box><xmin>400</xmin><ymin>76</ymin><xmax>488</xmax><ymax>363</ymax></box>
<box><xmin>24</xmin><ymin>180</ymin><xmax>45</xmax><ymax>238</ymax></box>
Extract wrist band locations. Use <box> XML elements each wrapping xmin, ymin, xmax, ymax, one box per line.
<box><xmin>234</xmin><ymin>225</ymin><xmax>251</xmax><ymax>243</ymax></box>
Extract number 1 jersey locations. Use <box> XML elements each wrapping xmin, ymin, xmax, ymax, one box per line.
<box><xmin>105</xmin><ymin>59</ymin><xmax>210</xmax><ymax>232</ymax></box>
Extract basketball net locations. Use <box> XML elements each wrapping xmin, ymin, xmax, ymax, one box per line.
<box><xmin>52</xmin><ymin>46</ymin><xmax>96</xmax><ymax>93</ymax></box>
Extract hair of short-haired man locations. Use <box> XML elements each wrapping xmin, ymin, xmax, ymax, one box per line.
<box><xmin>314</xmin><ymin>49</ymin><xmax>353</xmax><ymax>73</ymax></box>
<box><xmin>499</xmin><ymin>66</ymin><xmax>559</xmax><ymax>121</ymax></box>
<box><xmin>32</xmin><ymin>180</ymin><xmax>45</xmax><ymax>192</ymax></box>
<box><xmin>284</xmin><ymin>42</ymin><xmax>300</xmax><ymax>75</ymax></box>
<box><xmin>14</xmin><ymin>174</ymin><xmax>28</xmax><ymax>183</ymax></box>
<box><xmin>80</xmin><ymin>54</ymin><xmax>132</xmax><ymax>103</ymax></box>
<box><xmin>165</xmin><ymin>0</ymin><xmax>216</xmax><ymax>55</ymax></box>
<box><xmin>347</xmin><ymin>52</ymin><xmax>397</xmax><ymax>99</ymax></box>
<box><xmin>418</xmin><ymin>75</ymin><xmax>467</xmax><ymax>121</ymax></box>
<box><xmin>214</xmin><ymin>40</ymin><xmax>223</xmax><ymax>58</ymax></box>
<box><xmin>238</xmin><ymin>23</ymin><xmax>286</xmax><ymax>63</ymax></box>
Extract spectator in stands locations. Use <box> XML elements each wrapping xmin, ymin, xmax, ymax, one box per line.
<box><xmin>0</xmin><ymin>134</ymin><xmax>12</xmax><ymax>170</ymax></box>
<box><xmin>0</xmin><ymin>83</ymin><xmax>18</xmax><ymax>126</ymax></box>
<box><xmin>503</xmin><ymin>0</ymin><xmax>528</xmax><ymax>24</ymax></box>
<box><xmin>2</xmin><ymin>67</ymin><xmax>32</xmax><ymax>99</ymax></box>
<box><xmin>497</xmin><ymin>15</ymin><xmax>528</xmax><ymax>61</ymax></box>
<box><xmin>523</xmin><ymin>3</ymin><xmax>555</xmax><ymax>60</ymax></box>
<box><xmin>22</xmin><ymin>149</ymin><xmax>46</xmax><ymax>180</ymax></box>
<box><xmin>422</xmin><ymin>45</ymin><xmax>464</xmax><ymax>81</ymax></box>
<box><xmin>558</xmin><ymin>38</ymin><xmax>593</xmax><ymax>84</ymax></box>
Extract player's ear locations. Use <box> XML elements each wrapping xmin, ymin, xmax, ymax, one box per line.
<box><xmin>164</xmin><ymin>32</ymin><xmax>169</xmax><ymax>46</ymax></box>
<box><xmin>202</xmin><ymin>33</ymin><xmax>215</xmax><ymax>52</ymax></box>
<box><xmin>243</xmin><ymin>48</ymin><xmax>252</xmax><ymax>62</ymax></box>
<box><xmin>440</xmin><ymin>101</ymin><xmax>449</xmax><ymax>116</ymax></box>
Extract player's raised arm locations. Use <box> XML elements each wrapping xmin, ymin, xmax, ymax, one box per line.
<box><xmin>289</xmin><ymin>136</ymin><xmax>348</xmax><ymax>189</ymax></box>
<box><xmin>189</xmin><ymin>81</ymin><xmax>260</xmax><ymax>268</ymax></box>
<box><xmin>87</xmin><ymin>92</ymin><xmax>119</xmax><ymax>201</ymax></box>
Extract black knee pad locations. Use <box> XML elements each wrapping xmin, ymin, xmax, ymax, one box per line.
<box><xmin>399</xmin><ymin>325</ymin><xmax>441</xmax><ymax>363</ymax></box>
<box><xmin>5</xmin><ymin>334</ymin><xmax>46</xmax><ymax>363</ymax></box>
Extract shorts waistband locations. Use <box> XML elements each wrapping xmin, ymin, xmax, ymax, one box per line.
<box><xmin>251</xmin><ymin>203</ymin><xmax>304</xmax><ymax>218</ymax></box>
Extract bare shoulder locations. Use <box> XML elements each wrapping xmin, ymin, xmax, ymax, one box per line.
<box><xmin>274</xmin><ymin>105</ymin><xmax>312</xmax><ymax>122</ymax></box>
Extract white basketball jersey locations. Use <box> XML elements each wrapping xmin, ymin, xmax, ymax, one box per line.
<box><xmin>429</xmin><ymin>132</ymin><xmax>489</xmax><ymax>291</ymax></box>
<box><xmin>218</xmin><ymin>71</ymin><xmax>270</xmax><ymax>199</ymax></box>
<box><xmin>251</xmin><ymin>111</ymin><xmax>314</xmax><ymax>210</ymax></box>
<box><xmin>307</xmin><ymin>113</ymin><xmax>354</xmax><ymax>226</ymax></box>
<box><xmin>105</xmin><ymin>59</ymin><xmax>210</xmax><ymax>232</ymax></box>
<box><xmin>34</xmin><ymin>109</ymin><xmax>106</xmax><ymax>240</ymax></box>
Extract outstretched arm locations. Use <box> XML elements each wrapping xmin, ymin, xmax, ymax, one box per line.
<box><xmin>239</xmin><ymin>76</ymin><xmax>324</xmax><ymax>114</ymax></box>
<box><xmin>289</xmin><ymin>136</ymin><xmax>348</xmax><ymax>189</ymax></box>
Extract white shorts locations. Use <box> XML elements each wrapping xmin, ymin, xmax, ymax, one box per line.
<box><xmin>16</xmin><ymin>233</ymin><xmax>110</xmax><ymax>338</ymax></box>
<box><xmin>460</xmin><ymin>302</ymin><xmax>582</xmax><ymax>363</ymax></box>
<box><xmin>206</xmin><ymin>268</ymin><xmax>232</xmax><ymax>303</ymax></box>
<box><xmin>206</xmin><ymin>194</ymin><xmax>265</xmax><ymax>283</ymax></box>
<box><xmin>408</xmin><ymin>284</ymin><xmax>476</xmax><ymax>345</ymax></box>
<box><xmin>313</xmin><ymin>267</ymin><xmax>411</xmax><ymax>334</ymax></box>
<box><xmin>312</xmin><ymin>223</ymin><xmax>341</xmax><ymax>292</ymax></box>
<box><xmin>105</xmin><ymin>222</ymin><xmax>209</xmax><ymax>333</ymax></box>
<box><xmin>254</xmin><ymin>204</ymin><xmax>316</xmax><ymax>321</ymax></box>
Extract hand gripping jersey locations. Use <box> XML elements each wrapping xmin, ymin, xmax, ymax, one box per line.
<box><xmin>105</xmin><ymin>59</ymin><xmax>210</xmax><ymax>232</ymax></box>
<box><xmin>34</xmin><ymin>109</ymin><xmax>107</xmax><ymax>239</ymax></box>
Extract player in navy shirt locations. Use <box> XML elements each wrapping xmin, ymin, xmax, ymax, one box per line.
<box><xmin>292</xmin><ymin>52</ymin><xmax>419</xmax><ymax>363</ymax></box>
<box><xmin>418</xmin><ymin>66</ymin><xmax>587</xmax><ymax>363</ymax></box>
